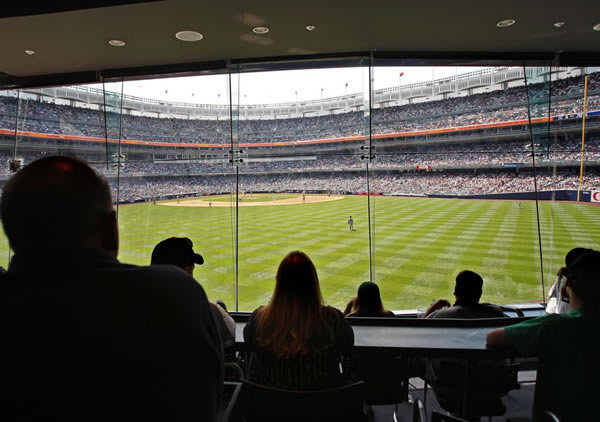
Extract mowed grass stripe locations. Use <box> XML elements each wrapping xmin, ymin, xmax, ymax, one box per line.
<box><xmin>536</xmin><ymin>203</ymin><xmax>568</xmax><ymax>279</ymax></box>
<box><xmin>372</xmin><ymin>200</ymin><xmax>487</xmax><ymax>305</ymax></box>
<box><xmin>480</xmin><ymin>203</ymin><xmax>522</xmax><ymax>303</ymax></box>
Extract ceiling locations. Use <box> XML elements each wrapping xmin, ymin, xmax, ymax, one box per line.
<box><xmin>1</xmin><ymin>0</ymin><xmax>599</xmax><ymax>80</ymax></box>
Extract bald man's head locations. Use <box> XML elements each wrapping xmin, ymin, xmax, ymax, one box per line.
<box><xmin>0</xmin><ymin>156</ymin><xmax>118</xmax><ymax>255</ymax></box>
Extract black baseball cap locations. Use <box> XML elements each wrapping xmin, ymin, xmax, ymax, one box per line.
<box><xmin>566</xmin><ymin>249</ymin><xmax>600</xmax><ymax>304</ymax></box>
<box><xmin>565</xmin><ymin>247</ymin><xmax>592</xmax><ymax>267</ymax></box>
<box><xmin>151</xmin><ymin>237</ymin><xmax>204</xmax><ymax>269</ymax></box>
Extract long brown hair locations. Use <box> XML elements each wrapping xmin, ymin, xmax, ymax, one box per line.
<box><xmin>256</xmin><ymin>251</ymin><xmax>329</xmax><ymax>357</ymax></box>
<box><xmin>354</xmin><ymin>282</ymin><xmax>385</xmax><ymax>316</ymax></box>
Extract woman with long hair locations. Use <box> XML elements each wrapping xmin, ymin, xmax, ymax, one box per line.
<box><xmin>344</xmin><ymin>281</ymin><xmax>395</xmax><ymax>318</ymax></box>
<box><xmin>243</xmin><ymin>251</ymin><xmax>354</xmax><ymax>390</ymax></box>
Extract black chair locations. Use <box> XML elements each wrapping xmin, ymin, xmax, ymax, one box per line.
<box><xmin>224</xmin><ymin>361</ymin><xmax>244</xmax><ymax>381</ymax></box>
<box><xmin>540</xmin><ymin>411</ymin><xmax>561</xmax><ymax>422</ymax></box>
<box><xmin>498</xmin><ymin>305</ymin><xmax>525</xmax><ymax>317</ymax></box>
<box><xmin>413</xmin><ymin>398</ymin><xmax>427</xmax><ymax>422</ymax></box>
<box><xmin>431</xmin><ymin>410</ymin><xmax>469</xmax><ymax>422</ymax></box>
<box><xmin>353</xmin><ymin>353</ymin><xmax>410</xmax><ymax>420</ymax></box>
<box><xmin>241</xmin><ymin>379</ymin><xmax>366</xmax><ymax>422</ymax></box>
<box><xmin>428</xmin><ymin>360</ymin><xmax>520</xmax><ymax>420</ymax></box>
<box><xmin>218</xmin><ymin>382</ymin><xmax>243</xmax><ymax>422</ymax></box>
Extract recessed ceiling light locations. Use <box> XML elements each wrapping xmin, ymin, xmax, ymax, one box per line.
<box><xmin>553</xmin><ymin>21</ymin><xmax>565</xmax><ymax>28</ymax></box>
<box><xmin>305</xmin><ymin>25</ymin><xmax>316</xmax><ymax>31</ymax></box>
<box><xmin>24</xmin><ymin>50</ymin><xmax>35</xmax><ymax>55</ymax></box>
<box><xmin>252</xmin><ymin>26</ymin><xmax>269</xmax><ymax>34</ymax></box>
<box><xmin>108</xmin><ymin>39</ymin><xmax>126</xmax><ymax>47</ymax></box>
<box><xmin>175</xmin><ymin>31</ymin><xmax>203</xmax><ymax>42</ymax></box>
<box><xmin>593</xmin><ymin>23</ymin><xmax>600</xmax><ymax>31</ymax></box>
<box><xmin>496</xmin><ymin>19</ymin><xmax>516</xmax><ymax>28</ymax></box>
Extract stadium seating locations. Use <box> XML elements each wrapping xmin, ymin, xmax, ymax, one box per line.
<box><xmin>241</xmin><ymin>379</ymin><xmax>367</xmax><ymax>422</ymax></box>
<box><xmin>1</xmin><ymin>71</ymin><xmax>599</xmax><ymax>204</ymax></box>
<box><xmin>428</xmin><ymin>360</ymin><xmax>520</xmax><ymax>420</ymax></box>
<box><xmin>1</xmin><ymin>72</ymin><xmax>598</xmax><ymax>146</ymax></box>
<box><xmin>352</xmin><ymin>353</ymin><xmax>410</xmax><ymax>420</ymax></box>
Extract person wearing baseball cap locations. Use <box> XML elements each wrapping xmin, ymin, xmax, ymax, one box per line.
<box><xmin>487</xmin><ymin>249</ymin><xmax>600</xmax><ymax>422</ymax></box>
<box><xmin>151</xmin><ymin>237</ymin><xmax>204</xmax><ymax>269</ymax></box>
<box><xmin>151</xmin><ymin>237</ymin><xmax>235</xmax><ymax>348</ymax></box>
<box><xmin>546</xmin><ymin>247</ymin><xmax>591</xmax><ymax>314</ymax></box>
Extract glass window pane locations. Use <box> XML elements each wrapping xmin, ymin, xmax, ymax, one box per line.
<box><xmin>4</xmin><ymin>83</ymin><xmax>118</xmax><ymax>266</ymax></box>
<box><xmin>541</xmin><ymin>66</ymin><xmax>600</xmax><ymax>308</ymax></box>
<box><xmin>233</xmin><ymin>59</ymin><xmax>372</xmax><ymax>311</ymax></box>
<box><xmin>114</xmin><ymin>74</ymin><xmax>236</xmax><ymax>310</ymax></box>
<box><xmin>0</xmin><ymin>89</ymin><xmax>20</xmax><ymax>269</ymax></box>
<box><xmin>371</xmin><ymin>63</ymin><xmax>551</xmax><ymax>310</ymax></box>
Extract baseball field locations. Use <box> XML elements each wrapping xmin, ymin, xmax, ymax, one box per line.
<box><xmin>1</xmin><ymin>193</ymin><xmax>598</xmax><ymax>311</ymax></box>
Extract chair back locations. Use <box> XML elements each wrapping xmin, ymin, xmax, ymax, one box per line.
<box><xmin>540</xmin><ymin>410</ymin><xmax>561</xmax><ymax>422</ymax></box>
<box><xmin>437</xmin><ymin>361</ymin><xmax>520</xmax><ymax>396</ymax></box>
<box><xmin>218</xmin><ymin>382</ymin><xmax>243</xmax><ymax>422</ymax></box>
<box><xmin>498</xmin><ymin>305</ymin><xmax>525</xmax><ymax>317</ymax></box>
<box><xmin>431</xmin><ymin>410</ymin><xmax>469</xmax><ymax>422</ymax></box>
<box><xmin>353</xmin><ymin>354</ymin><xmax>409</xmax><ymax>405</ymax></box>
<box><xmin>412</xmin><ymin>399</ymin><xmax>427</xmax><ymax>422</ymax></box>
<box><xmin>241</xmin><ymin>380</ymin><xmax>366</xmax><ymax>422</ymax></box>
<box><xmin>430</xmin><ymin>360</ymin><xmax>520</xmax><ymax>418</ymax></box>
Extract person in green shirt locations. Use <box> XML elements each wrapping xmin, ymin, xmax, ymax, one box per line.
<box><xmin>486</xmin><ymin>249</ymin><xmax>600</xmax><ymax>422</ymax></box>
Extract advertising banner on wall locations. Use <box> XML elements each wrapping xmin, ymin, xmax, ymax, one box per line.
<box><xmin>591</xmin><ymin>191</ymin><xmax>600</xmax><ymax>203</ymax></box>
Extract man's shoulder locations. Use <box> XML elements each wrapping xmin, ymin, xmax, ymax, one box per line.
<box><xmin>113</xmin><ymin>264</ymin><xmax>208</xmax><ymax>300</ymax></box>
<box><xmin>3</xmin><ymin>259</ymin><xmax>205</xmax><ymax>303</ymax></box>
<box><xmin>477</xmin><ymin>303</ymin><xmax>508</xmax><ymax>317</ymax></box>
<box><xmin>428</xmin><ymin>307</ymin><xmax>460</xmax><ymax>319</ymax></box>
<box><xmin>93</xmin><ymin>261</ymin><xmax>197</xmax><ymax>284</ymax></box>
<box><xmin>522</xmin><ymin>309</ymin><xmax>587</xmax><ymax>327</ymax></box>
<box><xmin>118</xmin><ymin>263</ymin><xmax>193</xmax><ymax>282</ymax></box>
<box><xmin>430</xmin><ymin>304</ymin><xmax>506</xmax><ymax>319</ymax></box>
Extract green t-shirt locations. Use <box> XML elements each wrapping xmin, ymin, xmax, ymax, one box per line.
<box><xmin>504</xmin><ymin>308</ymin><xmax>600</xmax><ymax>422</ymax></box>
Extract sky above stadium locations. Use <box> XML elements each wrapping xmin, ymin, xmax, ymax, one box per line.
<box><xmin>110</xmin><ymin>66</ymin><xmax>491</xmax><ymax>105</ymax></box>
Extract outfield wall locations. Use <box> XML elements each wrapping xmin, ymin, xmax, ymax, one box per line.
<box><xmin>118</xmin><ymin>189</ymin><xmax>594</xmax><ymax>206</ymax></box>
<box><xmin>428</xmin><ymin>189</ymin><xmax>592</xmax><ymax>202</ymax></box>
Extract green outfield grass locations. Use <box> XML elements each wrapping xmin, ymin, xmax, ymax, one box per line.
<box><xmin>111</xmin><ymin>194</ymin><xmax>600</xmax><ymax>311</ymax></box>
<box><xmin>2</xmin><ymin>194</ymin><xmax>599</xmax><ymax>311</ymax></box>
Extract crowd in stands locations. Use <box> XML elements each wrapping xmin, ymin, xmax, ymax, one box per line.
<box><xmin>1</xmin><ymin>72</ymin><xmax>599</xmax><ymax>145</ymax></box>
<box><xmin>2</xmin><ymin>144</ymin><xmax>599</xmax><ymax>202</ymax></box>
<box><xmin>2</xmin><ymin>135</ymin><xmax>598</xmax><ymax>179</ymax></box>
<box><xmin>100</xmin><ymin>168</ymin><xmax>599</xmax><ymax>202</ymax></box>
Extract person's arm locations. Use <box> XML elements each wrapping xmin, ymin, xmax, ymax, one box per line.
<box><xmin>243</xmin><ymin>308</ymin><xmax>261</xmax><ymax>349</ymax></box>
<box><xmin>486</xmin><ymin>327</ymin><xmax>510</xmax><ymax>347</ymax></box>
<box><xmin>487</xmin><ymin>315</ymin><xmax>554</xmax><ymax>355</ymax></box>
<box><xmin>214</xmin><ymin>302</ymin><xmax>236</xmax><ymax>348</ymax></box>
<box><xmin>331</xmin><ymin>307</ymin><xmax>354</xmax><ymax>352</ymax></box>
<box><xmin>343</xmin><ymin>297</ymin><xmax>357</xmax><ymax>316</ymax></box>
<box><xmin>422</xmin><ymin>299</ymin><xmax>451</xmax><ymax>319</ymax></box>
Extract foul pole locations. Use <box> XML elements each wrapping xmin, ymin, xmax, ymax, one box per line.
<box><xmin>577</xmin><ymin>75</ymin><xmax>589</xmax><ymax>201</ymax></box>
